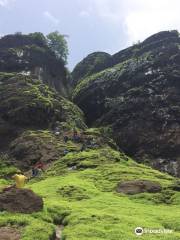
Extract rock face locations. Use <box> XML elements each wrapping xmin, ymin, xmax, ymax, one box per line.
<box><xmin>9</xmin><ymin>130</ymin><xmax>62</xmax><ymax>169</ymax></box>
<box><xmin>72</xmin><ymin>52</ymin><xmax>112</xmax><ymax>85</ymax></box>
<box><xmin>0</xmin><ymin>188</ymin><xmax>43</xmax><ymax>213</ymax></box>
<box><xmin>116</xmin><ymin>180</ymin><xmax>162</xmax><ymax>195</ymax></box>
<box><xmin>73</xmin><ymin>30</ymin><xmax>180</xmax><ymax>177</ymax></box>
<box><xmin>0</xmin><ymin>73</ymin><xmax>80</xmax><ymax>127</ymax></box>
<box><xmin>9</xmin><ymin>130</ymin><xmax>80</xmax><ymax>169</ymax></box>
<box><xmin>0</xmin><ymin>73</ymin><xmax>86</xmax><ymax>151</ymax></box>
<box><xmin>0</xmin><ymin>33</ymin><xmax>70</xmax><ymax>96</ymax></box>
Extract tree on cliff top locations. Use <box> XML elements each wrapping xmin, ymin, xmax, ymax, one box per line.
<box><xmin>47</xmin><ymin>31</ymin><xmax>69</xmax><ymax>64</ymax></box>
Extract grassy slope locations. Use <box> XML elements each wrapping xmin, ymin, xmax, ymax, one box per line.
<box><xmin>0</xmin><ymin>147</ymin><xmax>180</xmax><ymax>240</ymax></box>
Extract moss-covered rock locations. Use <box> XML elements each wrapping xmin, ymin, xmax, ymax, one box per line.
<box><xmin>9</xmin><ymin>130</ymin><xmax>82</xmax><ymax>169</ymax></box>
<box><xmin>0</xmin><ymin>73</ymin><xmax>85</xmax><ymax>129</ymax></box>
<box><xmin>72</xmin><ymin>52</ymin><xmax>112</xmax><ymax>85</ymax></box>
<box><xmin>0</xmin><ymin>33</ymin><xmax>70</xmax><ymax>96</ymax></box>
<box><xmin>73</xmin><ymin>30</ymin><xmax>180</xmax><ymax>177</ymax></box>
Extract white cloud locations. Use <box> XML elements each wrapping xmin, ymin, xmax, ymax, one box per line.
<box><xmin>80</xmin><ymin>10</ymin><xmax>90</xmax><ymax>17</ymax></box>
<box><xmin>0</xmin><ymin>0</ymin><xmax>15</xmax><ymax>7</ymax></box>
<box><xmin>43</xmin><ymin>11</ymin><xmax>60</xmax><ymax>25</ymax></box>
<box><xmin>124</xmin><ymin>0</ymin><xmax>180</xmax><ymax>45</ymax></box>
<box><xmin>79</xmin><ymin>0</ymin><xmax>180</xmax><ymax>45</ymax></box>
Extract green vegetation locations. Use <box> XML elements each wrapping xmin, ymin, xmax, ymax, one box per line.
<box><xmin>0</xmin><ymin>32</ymin><xmax>70</xmax><ymax>95</ymax></box>
<box><xmin>0</xmin><ymin>159</ymin><xmax>18</xmax><ymax>178</ymax></box>
<box><xmin>0</xmin><ymin>73</ymin><xmax>85</xmax><ymax>128</ymax></box>
<box><xmin>72</xmin><ymin>52</ymin><xmax>111</xmax><ymax>84</ymax></box>
<box><xmin>47</xmin><ymin>31</ymin><xmax>69</xmax><ymax>63</ymax></box>
<box><xmin>0</xmin><ymin>146</ymin><xmax>179</xmax><ymax>240</ymax></box>
<box><xmin>0</xmin><ymin>30</ymin><xmax>180</xmax><ymax>240</ymax></box>
<box><xmin>72</xmin><ymin>58</ymin><xmax>135</xmax><ymax>100</ymax></box>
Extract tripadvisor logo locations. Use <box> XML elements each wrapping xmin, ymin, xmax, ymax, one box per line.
<box><xmin>135</xmin><ymin>227</ymin><xmax>143</xmax><ymax>236</ymax></box>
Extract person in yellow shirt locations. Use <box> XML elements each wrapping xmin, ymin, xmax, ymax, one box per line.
<box><xmin>12</xmin><ymin>174</ymin><xmax>28</xmax><ymax>188</ymax></box>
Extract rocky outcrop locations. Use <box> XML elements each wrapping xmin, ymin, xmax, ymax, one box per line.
<box><xmin>0</xmin><ymin>188</ymin><xmax>43</xmax><ymax>213</ymax></box>
<box><xmin>0</xmin><ymin>33</ymin><xmax>70</xmax><ymax>96</ymax></box>
<box><xmin>9</xmin><ymin>130</ymin><xmax>80</xmax><ymax>169</ymax></box>
<box><xmin>72</xmin><ymin>52</ymin><xmax>112</xmax><ymax>85</ymax></box>
<box><xmin>0</xmin><ymin>73</ymin><xmax>86</xmax><ymax>142</ymax></box>
<box><xmin>72</xmin><ymin>30</ymin><xmax>180</xmax><ymax>177</ymax></box>
<box><xmin>116</xmin><ymin>180</ymin><xmax>162</xmax><ymax>195</ymax></box>
<box><xmin>9</xmin><ymin>130</ymin><xmax>62</xmax><ymax>169</ymax></box>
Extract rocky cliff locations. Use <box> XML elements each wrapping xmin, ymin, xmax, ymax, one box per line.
<box><xmin>73</xmin><ymin>30</ymin><xmax>180</xmax><ymax>177</ymax></box>
<box><xmin>0</xmin><ymin>73</ymin><xmax>86</xmax><ymax>153</ymax></box>
<box><xmin>0</xmin><ymin>33</ymin><xmax>70</xmax><ymax>96</ymax></box>
<box><xmin>0</xmin><ymin>33</ymin><xmax>86</xmax><ymax>168</ymax></box>
<box><xmin>0</xmin><ymin>31</ymin><xmax>180</xmax><ymax>240</ymax></box>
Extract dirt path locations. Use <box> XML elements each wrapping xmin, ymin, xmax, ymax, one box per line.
<box><xmin>0</xmin><ymin>227</ymin><xmax>20</xmax><ymax>240</ymax></box>
<box><xmin>55</xmin><ymin>225</ymin><xmax>64</xmax><ymax>240</ymax></box>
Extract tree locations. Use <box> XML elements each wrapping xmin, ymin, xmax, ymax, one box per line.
<box><xmin>46</xmin><ymin>31</ymin><xmax>68</xmax><ymax>64</ymax></box>
<box><xmin>29</xmin><ymin>32</ymin><xmax>47</xmax><ymax>47</ymax></box>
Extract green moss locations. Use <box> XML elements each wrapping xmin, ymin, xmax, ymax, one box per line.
<box><xmin>1</xmin><ymin>146</ymin><xmax>180</xmax><ymax>240</ymax></box>
<box><xmin>72</xmin><ymin>52</ymin><xmax>111</xmax><ymax>84</ymax></box>
<box><xmin>0</xmin><ymin>212</ymin><xmax>55</xmax><ymax>240</ymax></box>
<box><xmin>152</xmin><ymin>189</ymin><xmax>176</xmax><ymax>204</ymax></box>
<box><xmin>10</xmin><ymin>129</ymin><xmax>83</xmax><ymax>169</ymax></box>
<box><xmin>0</xmin><ymin>73</ymin><xmax>86</xmax><ymax>129</ymax></box>
<box><xmin>28</xmin><ymin>157</ymin><xmax>180</xmax><ymax>240</ymax></box>
<box><xmin>57</xmin><ymin>185</ymin><xmax>90</xmax><ymax>201</ymax></box>
<box><xmin>0</xmin><ymin>157</ymin><xmax>18</xmax><ymax>178</ymax></box>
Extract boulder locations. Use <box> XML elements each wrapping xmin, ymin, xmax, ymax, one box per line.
<box><xmin>0</xmin><ymin>188</ymin><xmax>43</xmax><ymax>213</ymax></box>
<box><xmin>116</xmin><ymin>180</ymin><xmax>162</xmax><ymax>195</ymax></box>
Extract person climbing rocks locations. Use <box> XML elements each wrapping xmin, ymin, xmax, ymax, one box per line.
<box><xmin>35</xmin><ymin>161</ymin><xmax>45</xmax><ymax>171</ymax></box>
<box><xmin>12</xmin><ymin>173</ymin><xmax>28</xmax><ymax>188</ymax></box>
<box><xmin>63</xmin><ymin>149</ymin><xmax>69</xmax><ymax>155</ymax></box>
<box><xmin>73</xmin><ymin>128</ymin><xmax>77</xmax><ymax>138</ymax></box>
<box><xmin>73</xmin><ymin>128</ymin><xmax>81</xmax><ymax>142</ymax></box>
<box><xmin>63</xmin><ymin>135</ymin><xmax>69</xmax><ymax>143</ymax></box>
<box><xmin>32</xmin><ymin>167</ymin><xmax>38</xmax><ymax>177</ymax></box>
<box><xmin>80</xmin><ymin>143</ymin><xmax>86</xmax><ymax>152</ymax></box>
<box><xmin>86</xmin><ymin>138</ymin><xmax>92</xmax><ymax>147</ymax></box>
<box><xmin>32</xmin><ymin>161</ymin><xmax>44</xmax><ymax>177</ymax></box>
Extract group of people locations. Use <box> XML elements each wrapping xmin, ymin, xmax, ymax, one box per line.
<box><xmin>2</xmin><ymin>128</ymin><xmax>101</xmax><ymax>191</ymax></box>
<box><xmin>61</xmin><ymin>128</ymin><xmax>84</xmax><ymax>143</ymax></box>
<box><xmin>62</xmin><ymin>129</ymin><xmax>100</xmax><ymax>155</ymax></box>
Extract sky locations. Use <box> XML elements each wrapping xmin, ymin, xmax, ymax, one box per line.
<box><xmin>0</xmin><ymin>0</ymin><xmax>180</xmax><ymax>70</ymax></box>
